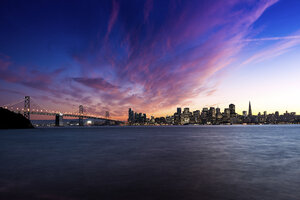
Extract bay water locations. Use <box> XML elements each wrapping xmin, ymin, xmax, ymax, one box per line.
<box><xmin>0</xmin><ymin>125</ymin><xmax>300</xmax><ymax>200</ymax></box>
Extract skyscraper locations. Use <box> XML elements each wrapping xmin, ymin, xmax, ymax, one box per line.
<box><xmin>248</xmin><ymin>101</ymin><xmax>252</xmax><ymax>116</ymax></box>
<box><xmin>128</xmin><ymin>108</ymin><xmax>133</xmax><ymax>122</ymax></box>
<box><xmin>209</xmin><ymin>107</ymin><xmax>216</xmax><ymax>119</ymax></box>
<box><xmin>229</xmin><ymin>104</ymin><xmax>235</xmax><ymax>115</ymax></box>
<box><xmin>216</xmin><ymin>107</ymin><xmax>221</xmax><ymax>115</ymax></box>
<box><xmin>224</xmin><ymin>108</ymin><xmax>230</xmax><ymax>118</ymax></box>
<box><xmin>183</xmin><ymin>107</ymin><xmax>189</xmax><ymax>114</ymax></box>
<box><xmin>181</xmin><ymin>108</ymin><xmax>191</xmax><ymax>124</ymax></box>
<box><xmin>177</xmin><ymin>107</ymin><xmax>182</xmax><ymax>115</ymax></box>
<box><xmin>175</xmin><ymin>107</ymin><xmax>182</xmax><ymax>125</ymax></box>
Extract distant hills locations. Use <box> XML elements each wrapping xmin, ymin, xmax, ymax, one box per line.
<box><xmin>0</xmin><ymin>108</ymin><xmax>34</xmax><ymax>129</ymax></box>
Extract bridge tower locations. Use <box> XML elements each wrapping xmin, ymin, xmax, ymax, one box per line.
<box><xmin>24</xmin><ymin>96</ymin><xmax>30</xmax><ymax>120</ymax></box>
<box><xmin>79</xmin><ymin>105</ymin><xmax>84</xmax><ymax>126</ymax></box>
<box><xmin>105</xmin><ymin>111</ymin><xmax>110</xmax><ymax>119</ymax></box>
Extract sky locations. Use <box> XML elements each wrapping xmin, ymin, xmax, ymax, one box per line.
<box><xmin>1</xmin><ymin>0</ymin><xmax>300</xmax><ymax>120</ymax></box>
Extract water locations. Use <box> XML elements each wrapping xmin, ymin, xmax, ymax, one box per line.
<box><xmin>0</xmin><ymin>125</ymin><xmax>300</xmax><ymax>200</ymax></box>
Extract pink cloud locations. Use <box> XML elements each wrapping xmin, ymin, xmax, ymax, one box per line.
<box><xmin>69</xmin><ymin>0</ymin><xmax>282</xmax><ymax>119</ymax></box>
<box><xmin>1</xmin><ymin>1</ymin><xmax>285</xmax><ymax>120</ymax></box>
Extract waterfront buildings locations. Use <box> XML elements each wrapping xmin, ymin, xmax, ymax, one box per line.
<box><xmin>128</xmin><ymin>108</ymin><xmax>146</xmax><ymax>124</ymax></box>
<box><xmin>128</xmin><ymin>103</ymin><xmax>300</xmax><ymax>125</ymax></box>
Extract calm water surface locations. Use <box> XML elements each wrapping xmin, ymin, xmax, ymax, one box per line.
<box><xmin>1</xmin><ymin>125</ymin><xmax>300</xmax><ymax>200</ymax></box>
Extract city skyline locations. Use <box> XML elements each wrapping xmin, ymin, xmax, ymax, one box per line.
<box><xmin>1</xmin><ymin>0</ymin><xmax>300</xmax><ymax>120</ymax></box>
<box><xmin>129</xmin><ymin>101</ymin><xmax>294</xmax><ymax>120</ymax></box>
<box><xmin>128</xmin><ymin>101</ymin><xmax>299</xmax><ymax>125</ymax></box>
<box><xmin>128</xmin><ymin>100</ymin><xmax>296</xmax><ymax>118</ymax></box>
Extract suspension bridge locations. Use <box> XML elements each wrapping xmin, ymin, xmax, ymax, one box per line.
<box><xmin>1</xmin><ymin>96</ymin><xmax>123</xmax><ymax>126</ymax></box>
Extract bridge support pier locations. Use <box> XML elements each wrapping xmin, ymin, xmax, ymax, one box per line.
<box><xmin>55</xmin><ymin>114</ymin><xmax>63</xmax><ymax>126</ymax></box>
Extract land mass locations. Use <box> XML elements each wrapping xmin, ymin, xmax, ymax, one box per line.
<box><xmin>0</xmin><ymin>108</ymin><xmax>34</xmax><ymax>129</ymax></box>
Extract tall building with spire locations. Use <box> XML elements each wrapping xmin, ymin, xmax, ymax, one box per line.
<box><xmin>248</xmin><ymin>101</ymin><xmax>252</xmax><ymax>116</ymax></box>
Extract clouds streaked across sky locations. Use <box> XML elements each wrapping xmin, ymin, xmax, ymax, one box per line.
<box><xmin>1</xmin><ymin>0</ymin><xmax>300</xmax><ymax>119</ymax></box>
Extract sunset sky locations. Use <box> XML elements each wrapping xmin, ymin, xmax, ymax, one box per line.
<box><xmin>1</xmin><ymin>0</ymin><xmax>300</xmax><ymax>120</ymax></box>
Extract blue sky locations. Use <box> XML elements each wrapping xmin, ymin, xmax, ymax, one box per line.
<box><xmin>1</xmin><ymin>0</ymin><xmax>300</xmax><ymax>119</ymax></box>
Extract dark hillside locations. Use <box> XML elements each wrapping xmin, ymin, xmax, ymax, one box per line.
<box><xmin>0</xmin><ymin>108</ymin><xmax>34</xmax><ymax>129</ymax></box>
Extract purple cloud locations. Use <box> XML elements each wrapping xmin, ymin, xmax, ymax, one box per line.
<box><xmin>73</xmin><ymin>77</ymin><xmax>119</xmax><ymax>91</ymax></box>
<box><xmin>67</xmin><ymin>0</ymin><xmax>281</xmax><ymax>119</ymax></box>
<box><xmin>105</xmin><ymin>0</ymin><xmax>120</xmax><ymax>40</ymax></box>
<box><xmin>2</xmin><ymin>0</ymin><xmax>289</xmax><ymax>120</ymax></box>
<box><xmin>144</xmin><ymin>0</ymin><xmax>153</xmax><ymax>23</ymax></box>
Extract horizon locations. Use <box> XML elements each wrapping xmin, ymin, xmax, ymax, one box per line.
<box><xmin>1</xmin><ymin>0</ymin><xmax>300</xmax><ymax>121</ymax></box>
<box><xmin>128</xmin><ymin>101</ymin><xmax>296</xmax><ymax>120</ymax></box>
